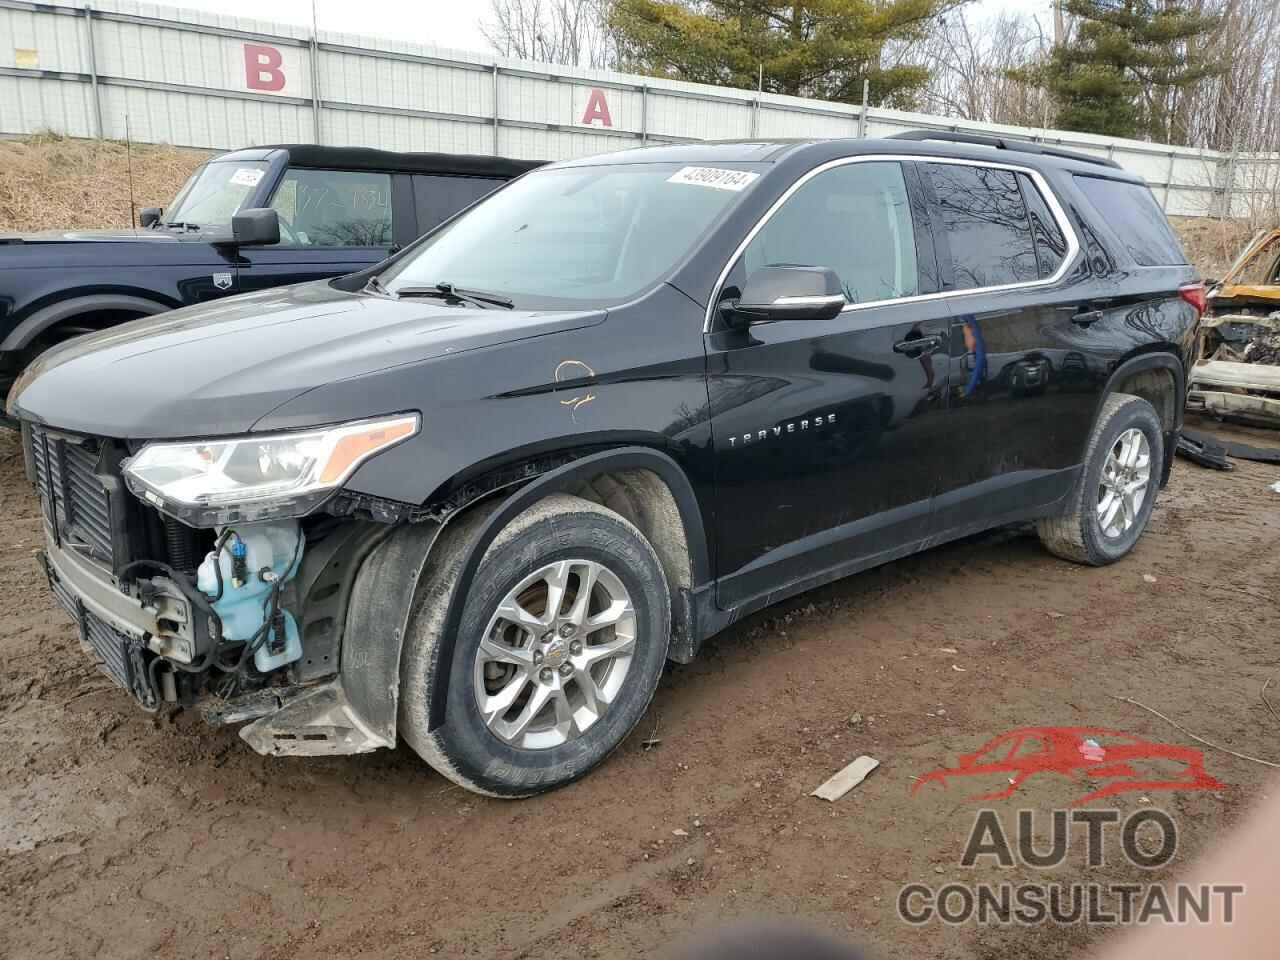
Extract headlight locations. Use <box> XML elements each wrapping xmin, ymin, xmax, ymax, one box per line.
<box><xmin>123</xmin><ymin>414</ymin><xmax>419</xmax><ymax>525</ymax></box>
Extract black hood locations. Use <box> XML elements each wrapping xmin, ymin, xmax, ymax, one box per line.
<box><xmin>10</xmin><ymin>280</ymin><xmax>604</xmax><ymax>439</ymax></box>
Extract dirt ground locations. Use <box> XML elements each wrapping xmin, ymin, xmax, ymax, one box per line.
<box><xmin>1</xmin><ymin>415</ymin><xmax>1278</xmax><ymax>960</ymax></box>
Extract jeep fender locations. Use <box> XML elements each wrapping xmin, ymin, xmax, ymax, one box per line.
<box><xmin>0</xmin><ymin>294</ymin><xmax>171</xmax><ymax>353</ymax></box>
<box><xmin>340</xmin><ymin>446</ymin><xmax>710</xmax><ymax>743</ymax></box>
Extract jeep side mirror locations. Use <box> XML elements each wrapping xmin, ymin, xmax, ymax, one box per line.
<box><xmin>139</xmin><ymin>207</ymin><xmax>162</xmax><ymax>228</ymax></box>
<box><xmin>721</xmin><ymin>265</ymin><xmax>846</xmax><ymax>329</ymax></box>
<box><xmin>230</xmin><ymin>208</ymin><xmax>280</xmax><ymax>246</ymax></box>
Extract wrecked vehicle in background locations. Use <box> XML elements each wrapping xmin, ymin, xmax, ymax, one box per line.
<box><xmin>1188</xmin><ymin>229</ymin><xmax>1280</xmax><ymax>425</ymax></box>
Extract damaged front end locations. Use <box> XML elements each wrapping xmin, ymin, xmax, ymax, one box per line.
<box><xmin>1187</xmin><ymin>229</ymin><xmax>1280</xmax><ymax>426</ymax></box>
<box><xmin>25</xmin><ymin>415</ymin><xmax>435</xmax><ymax>757</ymax></box>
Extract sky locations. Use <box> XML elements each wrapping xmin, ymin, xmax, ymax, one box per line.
<box><xmin>169</xmin><ymin>0</ymin><xmax>1053</xmax><ymax>61</ymax></box>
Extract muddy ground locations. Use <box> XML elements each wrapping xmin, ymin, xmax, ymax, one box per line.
<box><xmin>1</xmin><ymin>417</ymin><xmax>1278</xmax><ymax>960</ymax></box>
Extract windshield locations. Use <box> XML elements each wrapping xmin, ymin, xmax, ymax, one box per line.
<box><xmin>165</xmin><ymin>160</ymin><xmax>270</xmax><ymax>229</ymax></box>
<box><xmin>380</xmin><ymin>162</ymin><xmax>762</xmax><ymax>307</ymax></box>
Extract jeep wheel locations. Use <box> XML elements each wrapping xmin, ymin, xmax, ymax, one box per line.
<box><xmin>1037</xmin><ymin>392</ymin><xmax>1164</xmax><ymax>566</ymax></box>
<box><xmin>399</xmin><ymin>494</ymin><xmax>671</xmax><ymax>797</ymax></box>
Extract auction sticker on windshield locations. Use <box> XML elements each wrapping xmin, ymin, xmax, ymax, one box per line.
<box><xmin>667</xmin><ymin>166</ymin><xmax>760</xmax><ymax>191</ymax></box>
<box><xmin>231</xmin><ymin>168</ymin><xmax>265</xmax><ymax>187</ymax></box>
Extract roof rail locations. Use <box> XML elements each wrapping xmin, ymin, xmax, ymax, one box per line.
<box><xmin>888</xmin><ymin>129</ymin><xmax>1123</xmax><ymax>170</ymax></box>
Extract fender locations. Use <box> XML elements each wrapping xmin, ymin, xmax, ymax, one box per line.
<box><xmin>336</xmin><ymin>445</ymin><xmax>712</xmax><ymax>745</ymax></box>
<box><xmin>1096</xmin><ymin>350</ymin><xmax>1185</xmax><ymax>487</ymax></box>
<box><xmin>423</xmin><ymin>446</ymin><xmax>711</xmax><ymax>731</ymax></box>
<box><xmin>0</xmin><ymin>294</ymin><xmax>171</xmax><ymax>353</ymax></box>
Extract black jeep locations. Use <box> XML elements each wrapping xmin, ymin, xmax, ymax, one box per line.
<box><xmin>10</xmin><ymin>132</ymin><xmax>1203</xmax><ymax>797</ymax></box>
<box><xmin>0</xmin><ymin>144</ymin><xmax>540</xmax><ymax>407</ymax></box>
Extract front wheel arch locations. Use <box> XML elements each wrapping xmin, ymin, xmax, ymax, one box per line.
<box><xmin>422</xmin><ymin>446</ymin><xmax>708</xmax><ymax>731</ymax></box>
<box><xmin>1</xmin><ymin>294</ymin><xmax>172</xmax><ymax>354</ymax></box>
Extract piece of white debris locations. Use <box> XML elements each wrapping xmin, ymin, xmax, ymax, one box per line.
<box><xmin>938</xmin><ymin>647</ymin><xmax>959</xmax><ymax>654</ymax></box>
<box><xmin>1143</xmin><ymin>573</ymin><xmax>1158</xmax><ymax>583</ymax></box>
<box><xmin>672</xmin><ymin>828</ymin><xmax>689</xmax><ymax>837</ymax></box>
<box><xmin>1270</xmin><ymin>481</ymin><xmax>1280</xmax><ymax>494</ymax></box>
<box><xmin>811</xmin><ymin>756</ymin><xmax>880</xmax><ymax>802</ymax></box>
<box><xmin>952</xmin><ymin>664</ymin><xmax>966</xmax><ymax>672</ymax></box>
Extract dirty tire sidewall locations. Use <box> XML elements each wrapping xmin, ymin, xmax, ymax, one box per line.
<box><xmin>423</xmin><ymin>496</ymin><xmax>669</xmax><ymax>798</ymax></box>
<box><xmin>1038</xmin><ymin>393</ymin><xmax>1164</xmax><ymax>566</ymax></box>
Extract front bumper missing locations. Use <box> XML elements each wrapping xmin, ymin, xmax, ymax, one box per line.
<box><xmin>43</xmin><ymin>528</ymin><xmax>392</xmax><ymax>756</ymax></box>
<box><xmin>42</xmin><ymin>537</ymin><xmax>157</xmax><ymax>708</ymax></box>
<box><xmin>234</xmin><ymin>680</ymin><xmax>395</xmax><ymax>756</ymax></box>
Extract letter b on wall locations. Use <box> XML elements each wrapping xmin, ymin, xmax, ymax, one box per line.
<box><xmin>244</xmin><ymin>43</ymin><xmax>286</xmax><ymax>92</ymax></box>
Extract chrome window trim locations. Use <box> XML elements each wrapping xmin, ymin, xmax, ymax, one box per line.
<box><xmin>703</xmin><ymin>154</ymin><xmax>1083</xmax><ymax>333</ymax></box>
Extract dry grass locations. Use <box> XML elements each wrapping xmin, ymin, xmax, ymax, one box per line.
<box><xmin>0</xmin><ymin>134</ymin><xmax>1271</xmax><ymax>279</ymax></box>
<box><xmin>1168</xmin><ymin>215</ymin><xmax>1263</xmax><ymax>281</ymax></box>
<box><xmin>0</xmin><ymin>133</ymin><xmax>210</xmax><ymax>233</ymax></box>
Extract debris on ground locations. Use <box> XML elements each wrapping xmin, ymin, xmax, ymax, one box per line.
<box><xmin>1176</xmin><ymin>430</ymin><xmax>1234</xmax><ymax>470</ymax></box>
<box><xmin>1270</xmin><ymin>481</ymin><xmax>1280</xmax><ymax>494</ymax></box>
<box><xmin>811</xmin><ymin>756</ymin><xmax>880</xmax><ymax>801</ymax></box>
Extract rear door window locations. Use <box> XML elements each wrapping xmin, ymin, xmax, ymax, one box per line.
<box><xmin>268</xmin><ymin>168</ymin><xmax>392</xmax><ymax>247</ymax></box>
<box><xmin>1073</xmin><ymin>176</ymin><xmax>1186</xmax><ymax>266</ymax></box>
<box><xmin>925</xmin><ymin>163</ymin><xmax>1038</xmax><ymax>290</ymax></box>
<box><xmin>413</xmin><ymin>175</ymin><xmax>505</xmax><ymax>234</ymax></box>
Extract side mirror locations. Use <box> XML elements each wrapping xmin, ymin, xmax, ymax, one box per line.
<box><xmin>230</xmin><ymin>207</ymin><xmax>280</xmax><ymax>246</ymax></box>
<box><xmin>139</xmin><ymin>207</ymin><xmax>162</xmax><ymax>228</ymax></box>
<box><xmin>721</xmin><ymin>265</ymin><xmax>846</xmax><ymax>329</ymax></box>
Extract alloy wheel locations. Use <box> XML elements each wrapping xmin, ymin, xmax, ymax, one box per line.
<box><xmin>473</xmin><ymin>559</ymin><xmax>637</xmax><ymax>750</ymax></box>
<box><xmin>1097</xmin><ymin>427</ymin><xmax>1151</xmax><ymax>539</ymax></box>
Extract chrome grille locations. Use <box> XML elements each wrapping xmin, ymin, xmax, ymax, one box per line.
<box><xmin>27</xmin><ymin>424</ymin><xmax>115</xmax><ymax>566</ymax></box>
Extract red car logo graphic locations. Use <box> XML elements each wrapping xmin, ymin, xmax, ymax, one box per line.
<box><xmin>911</xmin><ymin>726</ymin><xmax>1224</xmax><ymax>806</ymax></box>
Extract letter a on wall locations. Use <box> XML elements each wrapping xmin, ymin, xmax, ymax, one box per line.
<box><xmin>576</xmin><ymin>87</ymin><xmax>619</xmax><ymax>128</ymax></box>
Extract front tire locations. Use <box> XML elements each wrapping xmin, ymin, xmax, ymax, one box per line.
<box><xmin>1037</xmin><ymin>392</ymin><xmax>1164</xmax><ymax>566</ymax></box>
<box><xmin>399</xmin><ymin>494</ymin><xmax>670</xmax><ymax>797</ymax></box>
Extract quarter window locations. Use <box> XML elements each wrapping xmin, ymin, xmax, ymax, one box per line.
<box><xmin>1073</xmin><ymin>176</ymin><xmax>1186</xmax><ymax>266</ymax></box>
<box><xmin>268</xmin><ymin>168</ymin><xmax>392</xmax><ymax>247</ymax></box>
<box><xmin>926</xmin><ymin>163</ymin><xmax>1038</xmax><ymax>290</ymax></box>
<box><xmin>740</xmin><ymin>161</ymin><xmax>920</xmax><ymax>306</ymax></box>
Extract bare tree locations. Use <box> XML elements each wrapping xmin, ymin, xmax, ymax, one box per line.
<box><xmin>482</xmin><ymin>0</ymin><xmax>616</xmax><ymax>69</ymax></box>
<box><xmin>916</xmin><ymin>10</ymin><xmax>1055</xmax><ymax>129</ymax></box>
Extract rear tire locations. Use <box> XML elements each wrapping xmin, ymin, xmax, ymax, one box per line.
<box><xmin>399</xmin><ymin>494</ymin><xmax>670</xmax><ymax>798</ymax></box>
<box><xmin>1037</xmin><ymin>393</ymin><xmax>1163</xmax><ymax>566</ymax></box>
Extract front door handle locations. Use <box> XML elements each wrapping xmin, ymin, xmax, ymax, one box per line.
<box><xmin>1072</xmin><ymin>309</ymin><xmax>1104</xmax><ymax>327</ymax></box>
<box><xmin>894</xmin><ymin>334</ymin><xmax>943</xmax><ymax>356</ymax></box>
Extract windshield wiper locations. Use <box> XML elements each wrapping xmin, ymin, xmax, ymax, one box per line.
<box><xmin>395</xmin><ymin>282</ymin><xmax>514</xmax><ymax>309</ymax></box>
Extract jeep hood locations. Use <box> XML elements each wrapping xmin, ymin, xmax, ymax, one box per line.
<box><xmin>1</xmin><ymin>228</ymin><xmax>189</xmax><ymax>244</ymax></box>
<box><xmin>10</xmin><ymin>280</ymin><xmax>604</xmax><ymax>438</ymax></box>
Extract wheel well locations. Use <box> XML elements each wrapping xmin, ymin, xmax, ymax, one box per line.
<box><xmin>27</xmin><ymin>309</ymin><xmax>144</xmax><ymax>354</ymax></box>
<box><xmin>1111</xmin><ymin>367</ymin><xmax>1177</xmax><ymax>432</ymax></box>
<box><xmin>572</xmin><ymin>468</ymin><xmax>694</xmax><ymax>598</ymax></box>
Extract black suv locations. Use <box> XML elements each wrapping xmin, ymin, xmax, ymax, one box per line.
<box><xmin>0</xmin><ymin>144</ymin><xmax>541</xmax><ymax>407</ymax></box>
<box><xmin>10</xmin><ymin>133</ymin><xmax>1204</xmax><ymax>797</ymax></box>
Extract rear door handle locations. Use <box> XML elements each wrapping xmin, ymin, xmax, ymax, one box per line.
<box><xmin>1072</xmin><ymin>309</ymin><xmax>1103</xmax><ymax>327</ymax></box>
<box><xmin>894</xmin><ymin>334</ymin><xmax>943</xmax><ymax>356</ymax></box>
